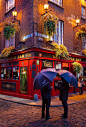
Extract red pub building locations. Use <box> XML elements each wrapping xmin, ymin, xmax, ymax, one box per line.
<box><xmin>0</xmin><ymin>0</ymin><xmax>86</xmax><ymax>99</ymax></box>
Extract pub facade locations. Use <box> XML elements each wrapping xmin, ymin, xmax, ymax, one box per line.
<box><xmin>0</xmin><ymin>46</ymin><xmax>86</xmax><ymax>100</ymax></box>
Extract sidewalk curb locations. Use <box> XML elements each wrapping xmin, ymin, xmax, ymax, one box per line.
<box><xmin>0</xmin><ymin>96</ymin><xmax>86</xmax><ymax>107</ymax></box>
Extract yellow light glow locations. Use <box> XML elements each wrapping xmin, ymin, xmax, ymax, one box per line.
<box><xmin>76</xmin><ymin>17</ymin><xmax>80</xmax><ymax>24</ymax></box>
<box><xmin>44</xmin><ymin>3</ymin><xmax>49</xmax><ymax>10</ymax></box>
<box><xmin>12</xmin><ymin>11</ymin><xmax>17</xmax><ymax>17</ymax></box>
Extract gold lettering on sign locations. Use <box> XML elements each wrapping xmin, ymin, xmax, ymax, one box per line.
<box><xmin>43</xmin><ymin>61</ymin><xmax>52</xmax><ymax>67</ymax></box>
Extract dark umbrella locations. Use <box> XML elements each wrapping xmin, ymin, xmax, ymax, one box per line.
<box><xmin>33</xmin><ymin>68</ymin><xmax>57</xmax><ymax>90</ymax></box>
<box><xmin>56</xmin><ymin>69</ymin><xmax>78</xmax><ymax>88</ymax></box>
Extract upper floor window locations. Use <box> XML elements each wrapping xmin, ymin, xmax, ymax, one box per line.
<box><xmin>6</xmin><ymin>0</ymin><xmax>15</xmax><ymax>12</ymax></box>
<box><xmin>82</xmin><ymin>37</ymin><xmax>86</xmax><ymax>49</ymax></box>
<box><xmin>49</xmin><ymin>0</ymin><xmax>62</xmax><ymax>6</ymax></box>
<box><xmin>81</xmin><ymin>6</ymin><xmax>85</xmax><ymax>19</ymax></box>
<box><xmin>53</xmin><ymin>20</ymin><xmax>63</xmax><ymax>45</ymax></box>
<box><xmin>5</xmin><ymin>36</ymin><xmax>15</xmax><ymax>48</ymax></box>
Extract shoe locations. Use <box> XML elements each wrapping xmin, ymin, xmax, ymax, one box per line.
<box><xmin>46</xmin><ymin>116</ymin><xmax>52</xmax><ymax>120</ymax></box>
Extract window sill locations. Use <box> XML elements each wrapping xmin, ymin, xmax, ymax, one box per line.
<box><xmin>48</xmin><ymin>1</ymin><xmax>64</xmax><ymax>10</ymax></box>
<box><xmin>5</xmin><ymin>6</ymin><xmax>15</xmax><ymax>16</ymax></box>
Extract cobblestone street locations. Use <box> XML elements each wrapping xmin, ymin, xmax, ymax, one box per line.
<box><xmin>0</xmin><ymin>99</ymin><xmax>86</xmax><ymax>127</ymax></box>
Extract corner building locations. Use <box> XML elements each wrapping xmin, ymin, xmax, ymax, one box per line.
<box><xmin>0</xmin><ymin>0</ymin><xmax>86</xmax><ymax>99</ymax></box>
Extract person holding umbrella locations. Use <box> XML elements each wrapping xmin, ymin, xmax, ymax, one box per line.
<box><xmin>56</xmin><ymin>77</ymin><xmax>69</xmax><ymax>119</ymax></box>
<box><xmin>41</xmin><ymin>83</ymin><xmax>52</xmax><ymax>120</ymax></box>
<box><xmin>33</xmin><ymin>68</ymin><xmax>57</xmax><ymax>120</ymax></box>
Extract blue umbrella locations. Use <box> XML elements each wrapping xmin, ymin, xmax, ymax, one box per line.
<box><xmin>56</xmin><ymin>70</ymin><xmax>78</xmax><ymax>88</ymax></box>
<box><xmin>33</xmin><ymin>68</ymin><xmax>57</xmax><ymax>90</ymax></box>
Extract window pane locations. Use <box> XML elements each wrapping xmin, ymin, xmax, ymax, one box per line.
<box><xmin>1</xmin><ymin>63</ymin><xmax>6</xmax><ymax>67</ymax></box>
<box><xmin>53</xmin><ymin>20</ymin><xmax>63</xmax><ymax>45</ymax></box>
<box><xmin>13</xmin><ymin>66</ymin><xmax>19</xmax><ymax>80</ymax></box>
<box><xmin>7</xmin><ymin>63</ymin><xmax>12</xmax><ymax>66</ymax></box>
<box><xmin>81</xmin><ymin>6</ymin><xmax>85</xmax><ymax>18</ymax></box>
<box><xmin>13</xmin><ymin>61</ymin><xmax>19</xmax><ymax>65</ymax></box>
<box><xmin>1</xmin><ymin>68</ymin><xmax>6</xmax><ymax>79</ymax></box>
<box><xmin>7</xmin><ymin>67</ymin><xmax>12</xmax><ymax>79</ymax></box>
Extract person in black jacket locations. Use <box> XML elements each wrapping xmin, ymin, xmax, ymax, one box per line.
<box><xmin>56</xmin><ymin>77</ymin><xmax>69</xmax><ymax>119</ymax></box>
<box><xmin>41</xmin><ymin>83</ymin><xmax>52</xmax><ymax>120</ymax></box>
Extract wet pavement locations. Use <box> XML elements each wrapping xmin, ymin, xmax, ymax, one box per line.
<box><xmin>0</xmin><ymin>92</ymin><xmax>86</xmax><ymax>127</ymax></box>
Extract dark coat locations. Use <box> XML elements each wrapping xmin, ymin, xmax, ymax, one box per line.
<box><xmin>41</xmin><ymin>84</ymin><xmax>52</xmax><ymax>100</ymax></box>
<box><xmin>56</xmin><ymin>80</ymin><xmax>69</xmax><ymax>101</ymax></box>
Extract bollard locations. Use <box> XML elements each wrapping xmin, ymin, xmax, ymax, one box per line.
<box><xmin>34</xmin><ymin>94</ymin><xmax>38</xmax><ymax>101</ymax></box>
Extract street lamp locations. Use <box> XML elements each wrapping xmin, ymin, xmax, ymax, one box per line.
<box><xmin>44</xmin><ymin>3</ymin><xmax>49</xmax><ymax>13</ymax></box>
<box><xmin>42</xmin><ymin>3</ymin><xmax>51</xmax><ymax>16</ymax></box>
<box><xmin>12</xmin><ymin>10</ymin><xmax>20</xmax><ymax>25</ymax></box>
<box><xmin>76</xmin><ymin>17</ymin><xmax>80</xmax><ymax>26</ymax></box>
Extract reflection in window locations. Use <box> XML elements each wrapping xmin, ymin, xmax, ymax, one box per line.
<box><xmin>13</xmin><ymin>66</ymin><xmax>19</xmax><ymax>80</ymax></box>
<box><xmin>1</xmin><ymin>68</ymin><xmax>6</xmax><ymax>79</ymax></box>
<box><xmin>81</xmin><ymin>6</ymin><xmax>85</xmax><ymax>18</ymax></box>
<box><xmin>1</xmin><ymin>63</ymin><xmax>6</xmax><ymax>67</ymax></box>
<box><xmin>7</xmin><ymin>67</ymin><xmax>12</xmax><ymax>79</ymax></box>
<box><xmin>13</xmin><ymin>61</ymin><xmax>19</xmax><ymax>65</ymax></box>
<box><xmin>7</xmin><ymin>63</ymin><xmax>12</xmax><ymax>66</ymax></box>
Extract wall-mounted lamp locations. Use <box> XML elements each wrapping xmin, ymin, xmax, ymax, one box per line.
<box><xmin>42</xmin><ymin>3</ymin><xmax>51</xmax><ymax>16</ymax></box>
<box><xmin>44</xmin><ymin>3</ymin><xmax>49</xmax><ymax>13</ymax></box>
<box><xmin>12</xmin><ymin>10</ymin><xmax>17</xmax><ymax>17</ymax></box>
<box><xmin>76</xmin><ymin>17</ymin><xmax>80</xmax><ymax>26</ymax></box>
<box><xmin>12</xmin><ymin>10</ymin><xmax>20</xmax><ymax>25</ymax></box>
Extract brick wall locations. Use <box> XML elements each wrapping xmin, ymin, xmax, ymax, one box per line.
<box><xmin>0</xmin><ymin>0</ymin><xmax>86</xmax><ymax>53</ymax></box>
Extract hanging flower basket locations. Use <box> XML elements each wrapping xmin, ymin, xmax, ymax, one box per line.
<box><xmin>72</xmin><ymin>62</ymin><xmax>82</xmax><ymax>73</ymax></box>
<box><xmin>4</xmin><ymin>25</ymin><xmax>16</xmax><ymax>40</ymax></box>
<box><xmin>0</xmin><ymin>19</ymin><xmax>20</xmax><ymax>40</ymax></box>
<box><xmin>76</xmin><ymin>26</ymin><xmax>86</xmax><ymax>40</ymax></box>
<box><xmin>44</xmin><ymin>20</ymin><xmax>55</xmax><ymax>36</ymax></box>
<box><xmin>51</xmin><ymin>43</ymin><xmax>69</xmax><ymax>59</ymax></box>
<box><xmin>0</xmin><ymin>46</ymin><xmax>15</xmax><ymax>58</ymax></box>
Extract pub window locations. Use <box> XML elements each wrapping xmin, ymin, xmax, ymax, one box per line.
<box><xmin>13</xmin><ymin>66</ymin><xmax>19</xmax><ymax>80</ymax></box>
<box><xmin>1</xmin><ymin>68</ymin><xmax>6</xmax><ymax>79</ymax></box>
<box><xmin>7</xmin><ymin>67</ymin><xmax>12</xmax><ymax>79</ymax></box>
<box><xmin>53</xmin><ymin>20</ymin><xmax>63</xmax><ymax>45</ymax></box>
<box><xmin>82</xmin><ymin>37</ymin><xmax>86</xmax><ymax>49</ymax></box>
<box><xmin>13</xmin><ymin>61</ymin><xmax>19</xmax><ymax>65</ymax></box>
<box><xmin>81</xmin><ymin>6</ymin><xmax>85</xmax><ymax>19</ymax></box>
<box><xmin>49</xmin><ymin>0</ymin><xmax>62</xmax><ymax>7</ymax></box>
<box><xmin>1</xmin><ymin>63</ymin><xmax>6</xmax><ymax>67</ymax></box>
<box><xmin>6</xmin><ymin>0</ymin><xmax>15</xmax><ymax>12</ymax></box>
<box><xmin>7</xmin><ymin>62</ymin><xmax>12</xmax><ymax>66</ymax></box>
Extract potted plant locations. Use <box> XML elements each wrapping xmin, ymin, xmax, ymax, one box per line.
<box><xmin>72</xmin><ymin>62</ymin><xmax>82</xmax><ymax>73</ymax></box>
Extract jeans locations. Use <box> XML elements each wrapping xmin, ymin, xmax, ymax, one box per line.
<box><xmin>62</xmin><ymin>101</ymin><xmax>68</xmax><ymax>117</ymax></box>
<box><xmin>42</xmin><ymin>99</ymin><xmax>50</xmax><ymax>118</ymax></box>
